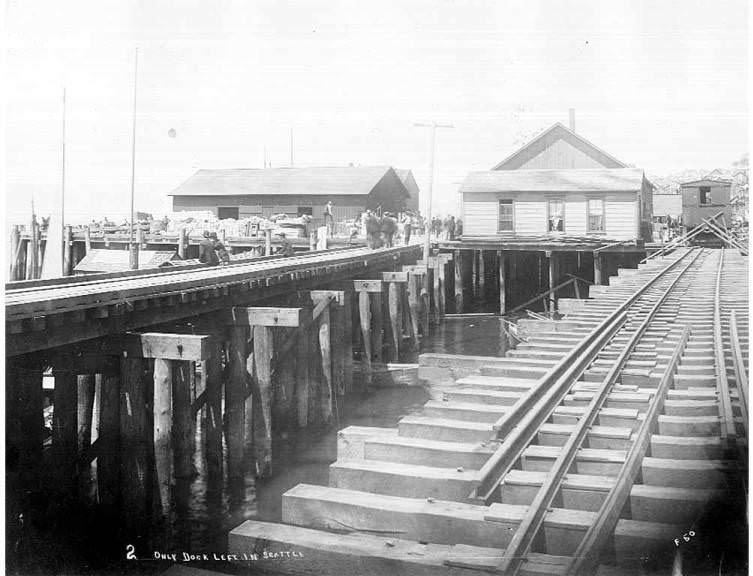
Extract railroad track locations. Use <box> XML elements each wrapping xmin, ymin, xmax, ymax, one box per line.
<box><xmin>226</xmin><ymin>247</ymin><xmax>748</xmax><ymax>576</ymax></box>
<box><xmin>5</xmin><ymin>245</ymin><xmax>418</xmax><ymax>322</ymax></box>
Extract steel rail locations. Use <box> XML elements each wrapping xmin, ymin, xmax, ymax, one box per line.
<box><xmin>470</xmin><ymin>248</ymin><xmax>697</xmax><ymax>503</ymax></box>
<box><xmin>730</xmin><ymin>309</ymin><xmax>748</xmax><ymax>440</ymax></box>
<box><xmin>713</xmin><ymin>248</ymin><xmax>736</xmax><ymax>443</ymax></box>
<box><xmin>499</xmin><ymin>249</ymin><xmax>703</xmax><ymax>574</ymax></box>
<box><xmin>5</xmin><ymin>245</ymin><xmax>419</xmax><ymax>320</ymax></box>
<box><xmin>566</xmin><ymin>326</ymin><xmax>692</xmax><ymax>575</ymax></box>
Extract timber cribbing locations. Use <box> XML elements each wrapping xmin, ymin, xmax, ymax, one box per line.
<box><xmin>5</xmin><ymin>244</ymin><xmax>421</xmax><ymax>356</ymax></box>
<box><xmin>225</xmin><ymin>247</ymin><xmax>748</xmax><ymax>576</ymax></box>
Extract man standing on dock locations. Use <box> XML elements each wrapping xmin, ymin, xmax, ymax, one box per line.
<box><xmin>199</xmin><ymin>231</ymin><xmax>219</xmax><ymax>265</ymax></box>
<box><xmin>324</xmin><ymin>200</ymin><xmax>334</xmax><ymax>236</ymax></box>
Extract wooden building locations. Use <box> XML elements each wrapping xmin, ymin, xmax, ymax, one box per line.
<box><xmin>679</xmin><ymin>178</ymin><xmax>733</xmax><ymax>228</ymax></box>
<box><xmin>493</xmin><ymin>122</ymin><xmax>627</xmax><ymax>171</ymax></box>
<box><xmin>169</xmin><ymin>166</ymin><xmax>410</xmax><ymax>226</ymax></box>
<box><xmin>395</xmin><ymin>169</ymin><xmax>420</xmax><ymax>211</ymax></box>
<box><xmin>461</xmin><ymin>168</ymin><xmax>654</xmax><ymax>242</ymax></box>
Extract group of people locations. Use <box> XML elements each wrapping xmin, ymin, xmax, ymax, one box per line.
<box><xmin>430</xmin><ymin>215</ymin><xmax>461</xmax><ymax>240</ymax></box>
<box><xmin>198</xmin><ymin>230</ymin><xmax>230</xmax><ymax>265</ymax></box>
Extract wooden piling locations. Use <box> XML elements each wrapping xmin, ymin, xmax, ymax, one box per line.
<box><xmin>77</xmin><ymin>373</ymin><xmax>96</xmax><ymax>504</ymax></box>
<box><xmin>548</xmin><ymin>251</ymin><xmax>558</xmax><ymax>312</ymax></box>
<box><xmin>454</xmin><ymin>249</ymin><xmax>464</xmax><ymax>313</ymax></box>
<box><xmin>178</xmin><ymin>228</ymin><xmax>187</xmax><ymax>259</ymax></box>
<box><xmin>371</xmin><ymin>290</ymin><xmax>384</xmax><ymax>364</ymax></box>
<box><xmin>120</xmin><ymin>357</ymin><xmax>151</xmax><ymax>526</ymax></box>
<box><xmin>358</xmin><ymin>290</ymin><xmax>372</xmax><ymax>376</ymax></box>
<box><xmin>26</xmin><ymin>221</ymin><xmax>38</xmax><ymax>280</ymax></box>
<box><xmin>152</xmin><ymin>358</ymin><xmax>173</xmax><ymax>514</ymax></box>
<box><xmin>252</xmin><ymin>325</ymin><xmax>274</xmax><ymax>477</ymax></box>
<box><xmin>472</xmin><ymin>250</ymin><xmax>478</xmax><ymax>298</ymax></box>
<box><xmin>317</xmin><ymin>306</ymin><xmax>334</xmax><ymax>424</ymax></box>
<box><xmin>478</xmin><ymin>250</ymin><xmax>485</xmax><ymax>299</ymax></box>
<box><xmin>498</xmin><ymin>250</ymin><xmax>506</xmax><ymax>315</ymax></box>
<box><xmin>129</xmin><ymin>242</ymin><xmax>139</xmax><ymax>270</ymax></box>
<box><xmin>63</xmin><ymin>225</ymin><xmax>73</xmax><ymax>276</ymax></box>
<box><xmin>7</xmin><ymin>357</ymin><xmax>44</xmax><ymax>492</ymax></box>
<box><xmin>265</xmin><ymin>228</ymin><xmax>272</xmax><ymax>256</ymax></box>
<box><xmin>52</xmin><ymin>355</ymin><xmax>78</xmax><ymax>507</ymax></box>
<box><xmin>204</xmin><ymin>340</ymin><xmax>224</xmax><ymax>485</ymax></box>
<box><xmin>594</xmin><ymin>252</ymin><xmax>603</xmax><ymax>285</ymax></box>
<box><xmin>172</xmin><ymin>360</ymin><xmax>194</xmax><ymax>479</ymax></box>
<box><xmin>341</xmin><ymin>289</ymin><xmax>354</xmax><ymax>393</ymax></box>
<box><xmin>84</xmin><ymin>226</ymin><xmax>92</xmax><ymax>253</ymax></box>
<box><xmin>9</xmin><ymin>225</ymin><xmax>20</xmax><ymax>280</ymax></box>
<box><xmin>382</xmin><ymin>272</ymin><xmax>408</xmax><ymax>362</ymax></box>
<box><xmin>407</xmin><ymin>272</ymin><xmax>421</xmax><ymax>349</ymax></box>
<box><xmin>98</xmin><ymin>360</ymin><xmax>121</xmax><ymax>511</ymax></box>
<box><xmin>296</xmin><ymin>324</ymin><xmax>311</xmax><ymax>426</ymax></box>
<box><xmin>227</xmin><ymin>327</ymin><xmax>248</xmax><ymax>479</ymax></box>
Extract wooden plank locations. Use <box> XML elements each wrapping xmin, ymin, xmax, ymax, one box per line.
<box><xmin>227</xmin><ymin>326</ymin><xmax>248</xmax><ymax>479</ymax></box>
<box><xmin>252</xmin><ymin>325</ymin><xmax>274</xmax><ymax>478</ymax></box>
<box><xmin>153</xmin><ymin>358</ymin><xmax>173</xmax><ymax>514</ymax></box>
<box><xmin>108</xmin><ymin>332</ymin><xmax>212</xmax><ymax>361</ymax></box>
<box><xmin>230</xmin><ymin>306</ymin><xmax>309</xmax><ymax>327</ymax></box>
<box><xmin>353</xmin><ymin>279</ymin><xmax>384</xmax><ymax>293</ymax></box>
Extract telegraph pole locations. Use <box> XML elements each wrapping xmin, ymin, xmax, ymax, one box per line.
<box><xmin>414</xmin><ymin>121</ymin><xmax>453</xmax><ymax>325</ymax></box>
<box><xmin>129</xmin><ymin>47</ymin><xmax>139</xmax><ymax>269</ymax></box>
<box><xmin>413</xmin><ymin>122</ymin><xmax>453</xmax><ymax>263</ymax></box>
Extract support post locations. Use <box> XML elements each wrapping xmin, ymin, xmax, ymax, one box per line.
<box><xmin>9</xmin><ymin>225</ymin><xmax>20</xmax><ymax>280</ymax></box>
<box><xmin>309</xmin><ymin>231</ymin><xmax>317</xmax><ymax>251</ymax></box>
<box><xmin>77</xmin><ymin>373</ymin><xmax>96</xmax><ymax>505</ymax></box>
<box><xmin>407</xmin><ymin>272</ymin><xmax>421</xmax><ymax>348</ymax></box>
<box><xmin>252</xmin><ymin>325</ymin><xmax>274</xmax><ymax>477</ymax></box>
<box><xmin>63</xmin><ymin>225</ymin><xmax>73</xmax><ymax>276</ymax></box>
<box><xmin>264</xmin><ymin>228</ymin><xmax>272</xmax><ymax>255</ymax></box>
<box><xmin>471</xmin><ymin>250</ymin><xmax>478</xmax><ymax>298</ymax></box>
<box><xmin>172</xmin><ymin>360</ymin><xmax>194</xmax><ymax>479</ymax></box>
<box><xmin>120</xmin><ymin>357</ymin><xmax>151</xmax><ymax>530</ymax></box>
<box><xmin>152</xmin><ymin>358</ymin><xmax>172</xmax><ymax>514</ymax></box>
<box><xmin>178</xmin><ymin>227</ymin><xmax>187</xmax><ymax>259</ymax></box>
<box><xmin>227</xmin><ymin>326</ymin><xmax>248</xmax><ymax>479</ymax></box>
<box><xmin>204</xmin><ymin>340</ymin><xmax>224</xmax><ymax>486</ymax></box>
<box><xmin>548</xmin><ymin>251</ymin><xmax>558</xmax><ymax>313</ymax></box>
<box><xmin>478</xmin><ymin>250</ymin><xmax>485</xmax><ymax>300</ymax></box>
<box><xmin>454</xmin><ymin>249</ymin><xmax>464</xmax><ymax>313</ymax></box>
<box><xmin>98</xmin><ymin>359</ymin><xmax>121</xmax><ymax>512</ymax></box>
<box><xmin>52</xmin><ymin>355</ymin><xmax>78</xmax><ymax>509</ymax></box>
<box><xmin>497</xmin><ymin>250</ymin><xmax>506</xmax><ymax>315</ymax></box>
<box><xmin>84</xmin><ymin>225</ymin><xmax>92</xmax><ymax>253</ymax></box>
<box><xmin>358</xmin><ymin>291</ymin><xmax>372</xmax><ymax>378</ymax></box>
<box><xmin>129</xmin><ymin>242</ymin><xmax>139</xmax><ymax>270</ymax></box>
<box><xmin>594</xmin><ymin>252</ymin><xmax>603</xmax><ymax>286</ymax></box>
<box><xmin>296</xmin><ymin>324</ymin><xmax>311</xmax><ymax>426</ymax></box>
<box><xmin>317</xmin><ymin>306</ymin><xmax>334</xmax><ymax>424</ymax></box>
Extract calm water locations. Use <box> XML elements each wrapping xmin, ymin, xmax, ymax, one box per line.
<box><xmin>8</xmin><ymin>316</ymin><xmax>512</xmax><ymax>575</ymax></box>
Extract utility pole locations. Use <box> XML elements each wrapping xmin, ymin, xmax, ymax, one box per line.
<box><xmin>413</xmin><ymin>122</ymin><xmax>453</xmax><ymax>263</ymax></box>
<box><xmin>60</xmin><ymin>86</ymin><xmax>67</xmax><ymax>275</ymax></box>
<box><xmin>290</xmin><ymin>127</ymin><xmax>294</xmax><ymax>167</ymax></box>
<box><xmin>414</xmin><ymin>121</ymin><xmax>453</xmax><ymax>326</ymax></box>
<box><xmin>129</xmin><ymin>47</ymin><xmax>139</xmax><ymax>269</ymax></box>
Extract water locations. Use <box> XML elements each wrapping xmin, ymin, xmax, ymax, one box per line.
<box><xmin>8</xmin><ymin>315</ymin><xmax>512</xmax><ymax>575</ymax></box>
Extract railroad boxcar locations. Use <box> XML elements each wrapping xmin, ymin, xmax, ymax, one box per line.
<box><xmin>680</xmin><ymin>178</ymin><xmax>733</xmax><ymax>229</ymax></box>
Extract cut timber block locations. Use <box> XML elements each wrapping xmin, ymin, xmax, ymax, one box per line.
<box><xmin>398</xmin><ymin>415</ymin><xmax>496</xmax><ymax>443</ymax></box>
<box><xmin>109</xmin><ymin>332</ymin><xmax>212</xmax><ymax>361</ymax></box>
<box><xmin>641</xmin><ymin>457</ymin><xmax>737</xmax><ymax>489</ymax></box>
<box><xmin>282</xmin><ymin>484</ymin><xmax>507</xmax><ymax>548</ymax></box>
<box><xmin>630</xmin><ymin>484</ymin><xmax>726</xmax><ymax>524</ymax></box>
<box><xmin>657</xmin><ymin>415</ymin><xmax>720</xmax><ymax>436</ymax></box>
<box><xmin>421</xmin><ymin>400</ymin><xmax>507</xmax><ymax>423</ymax></box>
<box><xmin>329</xmin><ymin>460</ymin><xmax>480</xmax><ymax>502</ymax></box>
<box><xmin>649</xmin><ymin>434</ymin><xmax>723</xmax><ymax>460</ymax></box>
<box><xmin>228</xmin><ymin>520</ymin><xmax>505</xmax><ymax>576</ymax></box>
<box><xmin>364</xmin><ymin>436</ymin><xmax>495</xmax><ymax>470</ymax></box>
<box><xmin>519</xmin><ymin>553</ymin><xmax>572</xmax><ymax>576</ymax></box>
<box><xmin>337</xmin><ymin>426</ymin><xmax>398</xmax><ymax>460</ymax></box>
<box><xmin>353</xmin><ymin>280</ymin><xmax>384</xmax><ymax>293</ymax></box>
<box><xmin>613</xmin><ymin>519</ymin><xmax>682</xmax><ymax>569</ymax></box>
<box><xmin>310</xmin><ymin>289</ymin><xmax>346</xmax><ymax>305</ymax></box>
<box><xmin>500</xmin><ymin>470</ymin><xmax>614</xmax><ymax>511</ymax></box>
<box><xmin>229</xmin><ymin>306</ymin><xmax>310</xmax><ymax>327</ymax></box>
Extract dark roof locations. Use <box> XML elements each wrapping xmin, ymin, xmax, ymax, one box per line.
<box><xmin>461</xmin><ymin>168</ymin><xmax>645</xmax><ymax>194</ymax></box>
<box><xmin>493</xmin><ymin>123</ymin><xmax>627</xmax><ymax>170</ymax></box>
<box><xmin>679</xmin><ymin>178</ymin><xmax>733</xmax><ymax>187</ymax></box>
<box><xmin>74</xmin><ymin>249</ymin><xmax>178</xmax><ymax>273</ymax></box>
<box><xmin>169</xmin><ymin>166</ymin><xmax>402</xmax><ymax>197</ymax></box>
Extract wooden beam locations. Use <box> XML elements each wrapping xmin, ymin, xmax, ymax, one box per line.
<box><xmin>353</xmin><ymin>279</ymin><xmax>384</xmax><ymax>293</ymax></box>
<box><xmin>381</xmin><ymin>271</ymin><xmax>409</xmax><ymax>283</ymax></box>
<box><xmin>203</xmin><ymin>340</ymin><xmax>223</xmax><ymax>486</ymax></box>
<box><xmin>106</xmin><ymin>332</ymin><xmax>212</xmax><ymax>361</ymax></box>
<box><xmin>98</xmin><ymin>362</ymin><xmax>120</xmax><ymax>511</ymax></box>
<box><xmin>229</xmin><ymin>306</ymin><xmax>310</xmax><ymax>328</ymax></box>
<box><xmin>173</xmin><ymin>360</ymin><xmax>194</xmax><ymax>479</ymax></box>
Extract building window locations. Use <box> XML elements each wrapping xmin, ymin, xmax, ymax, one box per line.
<box><xmin>297</xmin><ymin>207</ymin><xmax>313</xmax><ymax>216</ymax></box>
<box><xmin>548</xmin><ymin>199</ymin><xmax>564</xmax><ymax>232</ymax></box>
<box><xmin>699</xmin><ymin>186</ymin><xmax>712</xmax><ymax>205</ymax></box>
<box><xmin>498</xmin><ymin>200</ymin><xmax>514</xmax><ymax>232</ymax></box>
<box><xmin>217</xmin><ymin>206</ymin><xmax>239</xmax><ymax>220</ymax></box>
<box><xmin>587</xmin><ymin>198</ymin><xmax>605</xmax><ymax>232</ymax></box>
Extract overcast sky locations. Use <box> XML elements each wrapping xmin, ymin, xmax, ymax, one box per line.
<box><xmin>5</xmin><ymin>0</ymin><xmax>748</xmax><ymax>224</ymax></box>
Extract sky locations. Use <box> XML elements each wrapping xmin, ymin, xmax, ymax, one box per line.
<box><xmin>4</xmin><ymin>0</ymin><xmax>749</xmax><ymax>224</ymax></box>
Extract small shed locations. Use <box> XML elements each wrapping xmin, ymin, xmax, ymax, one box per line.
<box><xmin>74</xmin><ymin>249</ymin><xmax>179</xmax><ymax>274</ymax></box>
<box><xmin>394</xmin><ymin>168</ymin><xmax>421</xmax><ymax>211</ymax></box>
<box><xmin>679</xmin><ymin>178</ymin><xmax>732</xmax><ymax>228</ymax></box>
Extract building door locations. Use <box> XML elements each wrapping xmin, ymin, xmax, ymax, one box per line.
<box><xmin>218</xmin><ymin>207</ymin><xmax>239</xmax><ymax>220</ymax></box>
